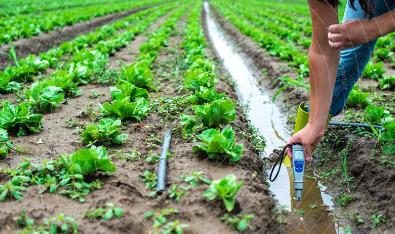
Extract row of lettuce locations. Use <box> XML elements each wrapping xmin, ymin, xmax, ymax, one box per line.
<box><xmin>211</xmin><ymin>1</ymin><xmax>394</xmax><ymax>158</ymax></box>
<box><xmin>0</xmin><ymin>0</ymin><xmax>140</xmax><ymax>16</ymax></box>
<box><xmin>0</xmin><ymin>0</ymin><xmax>165</xmax><ymax>46</ymax></box>
<box><xmin>0</xmin><ymin>4</ymin><xmax>175</xmax><ymax>93</ymax></box>
<box><xmin>173</xmin><ymin>3</ymin><xmax>253</xmax><ymax>232</ymax></box>
<box><xmin>138</xmin><ymin>3</ymin><xmax>256</xmax><ymax>232</ymax></box>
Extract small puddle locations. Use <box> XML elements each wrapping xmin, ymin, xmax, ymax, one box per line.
<box><xmin>204</xmin><ymin>3</ymin><xmax>344</xmax><ymax>233</ymax></box>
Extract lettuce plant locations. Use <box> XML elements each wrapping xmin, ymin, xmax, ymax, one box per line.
<box><xmin>141</xmin><ymin>170</ymin><xmax>157</xmax><ymax>190</ymax></box>
<box><xmin>193</xmin><ymin>127</ymin><xmax>243</xmax><ymax>163</ymax></box>
<box><xmin>0</xmin><ymin>101</ymin><xmax>43</xmax><ymax>134</ymax></box>
<box><xmin>362</xmin><ymin>62</ymin><xmax>385</xmax><ymax>80</ymax></box>
<box><xmin>221</xmin><ymin>213</ymin><xmax>254</xmax><ymax>232</ymax></box>
<box><xmin>186</xmin><ymin>87</ymin><xmax>226</xmax><ymax>104</ymax></box>
<box><xmin>379</xmin><ymin>119</ymin><xmax>395</xmax><ymax>155</ymax></box>
<box><xmin>183</xmin><ymin>171</ymin><xmax>211</xmax><ymax>187</ymax></box>
<box><xmin>42</xmin><ymin>213</ymin><xmax>79</xmax><ymax>234</ymax></box>
<box><xmin>26</xmin><ymin>72</ymin><xmax>80</xmax><ymax>100</ymax></box>
<box><xmin>110</xmin><ymin>82</ymin><xmax>149</xmax><ymax>101</ymax></box>
<box><xmin>194</xmin><ymin>99</ymin><xmax>236</xmax><ymax>127</ymax></box>
<box><xmin>120</xmin><ymin>61</ymin><xmax>156</xmax><ymax>91</ymax></box>
<box><xmin>81</xmin><ymin>118</ymin><xmax>128</xmax><ymax>145</ymax></box>
<box><xmin>1</xmin><ymin>146</ymin><xmax>115</xmax><ymax>202</ymax></box>
<box><xmin>0</xmin><ymin>175</ymin><xmax>29</xmax><ymax>200</ymax></box>
<box><xmin>49</xmin><ymin>71</ymin><xmax>81</xmax><ymax>97</ymax></box>
<box><xmin>101</xmin><ymin>97</ymin><xmax>149</xmax><ymax>121</ymax></box>
<box><xmin>0</xmin><ymin>73</ymin><xmax>21</xmax><ymax>94</ymax></box>
<box><xmin>379</xmin><ymin>75</ymin><xmax>394</xmax><ymax>90</ymax></box>
<box><xmin>29</xmin><ymin>86</ymin><xmax>65</xmax><ymax>112</ymax></box>
<box><xmin>184</xmin><ymin>67</ymin><xmax>217</xmax><ymax>91</ymax></box>
<box><xmin>0</xmin><ymin>128</ymin><xmax>13</xmax><ymax>158</ymax></box>
<box><xmin>181</xmin><ymin>98</ymin><xmax>236</xmax><ymax>139</ymax></box>
<box><xmin>0</xmin><ymin>74</ymin><xmax>12</xmax><ymax>93</ymax></box>
<box><xmin>168</xmin><ymin>184</ymin><xmax>189</xmax><ymax>202</ymax></box>
<box><xmin>203</xmin><ymin>174</ymin><xmax>243</xmax><ymax>212</ymax></box>
<box><xmin>364</xmin><ymin>105</ymin><xmax>388</xmax><ymax>125</ymax></box>
<box><xmin>184</xmin><ymin>59</ymin><xmax>217</xmax><ymax>91</ymax></box>
<box><xmin>67</xmin><ymin>50</ymin><xmax>108</xmax><ymax>84</ymax></box>
<box><xmin>346</xmin><ymin>86</ymin><xmax>370</xmax><ymax>107</ymax></box>
<box><xmin>62</xmin><ymin>146</ymin><xmax>116</xmax><ymax>176</ymax></box>
<box><xmin>85</xmin><ymin>203</ymin><xmax>124</xmax><ymax>220</ymax></box>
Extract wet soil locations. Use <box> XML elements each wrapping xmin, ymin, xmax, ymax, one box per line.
<box><xmin>316</xmin><ymin>128</ymin><xmax>395</xmax><ymax>233</ymax></box>
<box><xmin>0</xmin><ymin>10</ymin><xmax>280</xmax><ymax>234</ymax></box>
<box><xmin>0</xmin><ymin>5</ymin><xmax>154</xmax><ymax>70</ymax></box>
<box><xmin>208</xmin><ymin>3</ymin><xmax>395</xmax><ymax>233</ymax></box>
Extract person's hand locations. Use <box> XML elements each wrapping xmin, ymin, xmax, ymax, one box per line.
<box><xmin>328</xmin><ymin>19</ymin><xmax>379</xmax><ymax>50</ymax></box>
<box><xmin>287</xmin><ymin>123</ymin><xmax>325</xmax><ymax>161</ymax></box>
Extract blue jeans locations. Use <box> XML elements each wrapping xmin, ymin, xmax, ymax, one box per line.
<box><xmin>329</xmin><ymin>0</ymin><xmax>395</xmax><ymax>116</ymax></box>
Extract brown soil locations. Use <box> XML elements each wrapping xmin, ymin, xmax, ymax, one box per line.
<box><xmin>0</xmin><ymin>10</ymin><xmax>280</xmax><ymax>234</ymax></box>
<box><xmin>316</xmin><ymin>129</ymin><xmax>395</xmax><ymax>234</ymax></box>
<box><xmin>208</xmin><ymin>3</ymin><xmax>395</xmax><ymax>233</ymax></box>
<box><xmin>0</xmin><ymin>5</ymin><xmax>154</xmax><ymax>70</ymax></box>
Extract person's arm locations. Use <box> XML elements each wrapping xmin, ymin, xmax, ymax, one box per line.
<box><xmin>328</xmin><ymin>9</ymin><xmax>395</xmax><ymax>49</ymax></box>
<box><xmin>288</xmin><ymin>0</ymin><xmax>338</xmax><ymax>160</ymax></box>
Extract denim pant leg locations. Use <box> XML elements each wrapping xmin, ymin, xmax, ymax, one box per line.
<box><xmin>329</xmin><ymin>0</ymin><xmax>395</xmax><ymax>116</ymax></box>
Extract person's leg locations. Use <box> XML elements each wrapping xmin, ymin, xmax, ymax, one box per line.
<box><xmin>329</xmin><ymin>0</ymin><xmax>395</xmax><ymax>116</ymax></box>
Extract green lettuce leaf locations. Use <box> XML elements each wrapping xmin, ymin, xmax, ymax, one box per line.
<box><xmin>101</xmin><ymin>97</ymin><xmax>149</xmax><ymax>122</ymax></box>
<box><xmin>66</xmin><ymin>146</ymin><xmax>116</xmax><ymax>175</ymax></box>
<box><xmin>81</xmin><ymin>118</ymin><xmax>128</xmax><ymax>145</ymax></box>
<box><xmin>346</xmin><ymin>86</ymin><xmax>370</xmax><ymax>107</ymax></box>
<box><xmin>186</xmin><ymin>87</ymin><xmax>226</xmax><ymax>104</ymax></box>
<box><xmin>110</xmin><ymin>82</ymin><xmax>149</xmax><ymax>101</ymax></box>
<box><xmin>181</xmin><ymin>98</ymin><xmax>236</xmax><ymax>139</ymax></box>
<box><xmin>203</xmin><ymin>174</ymin><xmax>243</xmax><ymax>212</ymax></box>
<box><xmin>120</xmin><ymin>61</ymin><xmax>156</xmax><ymax>91</ymax></box>
<box><xmin>193</xmin><ymin>126</ymin><xmax>243</xmax><ymax>163</ymax></box>
<box><xmin>0</xmin><ymin>101</ymin><xmax>43</xmax><ymax>133</ymax></box>
<box><xmin>0</xmin><ymin>128</ymin><xmax>12</xmax><ymax>158</ymax></box>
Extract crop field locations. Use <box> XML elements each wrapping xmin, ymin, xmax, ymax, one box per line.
<box><xmin>0</xmin><ymin>0</ymin><xmax>393</xmax><ymax>233</ymax></box>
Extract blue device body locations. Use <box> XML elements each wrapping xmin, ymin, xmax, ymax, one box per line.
<box><xmin>292</xmin><ymin>144</ymin><xmax>305</xmax><ymax>201</ymax></box>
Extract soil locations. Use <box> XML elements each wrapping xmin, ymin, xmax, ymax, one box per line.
<box><xmin>208</xmin><ymin>3</ymin><xmax>395</xmax><ymax>234</ymax></box>
<box><xmin>315</xmin><ymin>128</ymin><xmax>395</xmax><ymax>234</ymax></box>
<box><xmin>0</xmin><ymin>4</ymin><xmax>155</xmax><ymax>70</ymax></box>
<box><xmin>0</xmin><ymin>8</ymin><xmax>280</xmax><ymax>234</ymax></box>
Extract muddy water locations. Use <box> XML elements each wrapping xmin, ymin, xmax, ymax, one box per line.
<box><xmin>204</xmin><ymin>3</ymin><xmax>345</xmax><ymax>233</ymax></box>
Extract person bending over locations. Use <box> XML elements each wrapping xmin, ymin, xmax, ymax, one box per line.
<box><xmin>287</xmin><ymin>0</ymin><xmax>395</xmax><ymax>160</ymax></box>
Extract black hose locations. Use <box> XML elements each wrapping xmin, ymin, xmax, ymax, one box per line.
<box><xmin>328</xmin><ymin>121</ymin><xmax>383</xmax><ymax>130</ymax></box>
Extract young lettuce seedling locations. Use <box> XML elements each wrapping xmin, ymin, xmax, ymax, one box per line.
<box><xmin>182</xmin><ymin>171</ymin><xmax>211</xmax><ymax>187</ymax></box>
<box><xmin>85</xmin><ymin>203</ymin><xmax>124</xmax><ymax>220</ymax></box>
<box><xmin>203</xmin><ymin>174</ymin><xmax>243</xmax><ymax>212</ymax></box>
<box><xmin>221</xmin><ymin>213</ymin><xmax>254</xmax><ymax>232</ymax></box>
<box><xmin>81</xmin><ymin>118</ymin><xmax>128</xmax><ymax>146</ymax></box>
